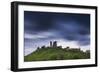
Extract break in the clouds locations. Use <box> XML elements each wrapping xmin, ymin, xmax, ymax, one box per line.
<box><xmin>24</xmin><ymin>11</ymin><xmax>90</xmax><ymax>56</ymax></box>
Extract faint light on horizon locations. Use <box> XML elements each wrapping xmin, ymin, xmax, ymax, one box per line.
<box><xmin>24</xmin><ymin>38</ymin><xmax>90</xmax><ymax>56</ymax></box>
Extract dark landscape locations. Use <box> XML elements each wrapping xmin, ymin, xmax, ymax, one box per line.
<box><xmin>24</xmin><ymin>11</ymin><xmax>90</xmax><ymax>62</ymax></box>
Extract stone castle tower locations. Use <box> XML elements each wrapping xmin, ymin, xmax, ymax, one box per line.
<box><xmin>53</xmin><ymin>41</ymin><xmax>57</xmax><ymax>47</ymax></box>
<box><xmin>50</xmin><ymin>41</ymin><xmax>52</xmax><ymax>47</ymax></box>
<box><xmin>50</xmin><ymin>41</ymin><xmax>57</xmax><ymax>47</ymax></box>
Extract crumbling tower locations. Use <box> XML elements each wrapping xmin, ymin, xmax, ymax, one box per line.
<box><xmin>50</xmin><ymin>41</ymin><xmax>52</xmax><ymax>47</ymax></box>
<box><xmin>53</xmin><ymin>41</ymin><xmax>57</xmax><ymax>47</ymax></box>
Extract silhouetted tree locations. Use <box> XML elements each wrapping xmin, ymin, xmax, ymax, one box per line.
<box><xmin>86</xmin><ymin>50</ymin><xmax>90</xmax><ymax>54</ymax></box>
<box><xmin>41</xmin><ymin>45</ymin><xmax>45</xmax><ymax>48</ymax></box>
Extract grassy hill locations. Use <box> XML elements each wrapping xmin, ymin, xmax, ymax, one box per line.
<box><xmin>24</xmin><ymin>47</ymin><xmax>90</xmax><ymax>62</ymax></box>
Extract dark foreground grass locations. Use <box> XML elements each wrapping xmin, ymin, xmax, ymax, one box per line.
<box><xmin>24</xmin><ymin>47</ymin><xmax>90</xmax><ymax>62</ymax></box>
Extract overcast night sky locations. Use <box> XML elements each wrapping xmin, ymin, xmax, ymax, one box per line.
<box><xmin>24</xmin><ymin>11</ymin><xmax>90</xmax><ymax>56</ymax></box>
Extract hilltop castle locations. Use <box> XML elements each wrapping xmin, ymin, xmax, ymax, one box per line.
<box><xmin>50</xmin><ymin>41</ymin><xmax>57</xmax><ymax>47</ymax></box>
<box><xmin>38</xmin><ymin>41</ymin><xmax>81</xmax><ymax>52</ymax></box>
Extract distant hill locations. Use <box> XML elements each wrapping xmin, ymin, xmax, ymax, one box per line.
<box><xmin>24</xmin><ymin>47</ymin><xmax>90</xmax><ymax>62</ymax></box>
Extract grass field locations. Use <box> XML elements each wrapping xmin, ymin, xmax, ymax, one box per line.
<box><xmin>24</xmin><ymin>47</ymin><xmax>90</xmax><ymax>62</ymax></box>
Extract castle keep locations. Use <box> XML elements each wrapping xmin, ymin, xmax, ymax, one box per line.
<box><xmin>39</xmin><ymin>41</ymin><xmax>81</xmax><ymax>51</ymax></box>
<box><xmin>50</xmin><ymin>41</ymin><xmax>57</xmax><ymax>47</ymax></box>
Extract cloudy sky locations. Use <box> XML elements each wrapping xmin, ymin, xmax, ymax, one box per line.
<box><xmin>24</xmin><ymin>11</ymin><xmax>90</xmax><ymax>56</ymax></box>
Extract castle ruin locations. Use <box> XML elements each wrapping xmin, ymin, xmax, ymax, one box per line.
<box><xmin>50</xmin><ymin>41</ymin><xmax>57</xmax><ymax>47</ymax></box>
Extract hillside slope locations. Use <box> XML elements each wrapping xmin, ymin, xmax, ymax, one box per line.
<box><xmin>24</xmin><ymin>47</ymin><xmax>90</xmax><ymax>62</ymax></box>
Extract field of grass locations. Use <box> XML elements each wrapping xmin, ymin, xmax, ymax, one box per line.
<box><xmin>24</xmin><ymin>47</ymin><xmax>90</xmax><ymax>62</ymax></box>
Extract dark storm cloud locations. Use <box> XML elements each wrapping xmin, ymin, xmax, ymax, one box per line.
<box><xmin>24</xmin><ymin>11</ymin><xmax>90</xmax><ymax>46</ymax></box>
<box><xmin>24</xmin><ymin>11</ymin><xmax>54</xmax><ymax>32</ymax></box>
